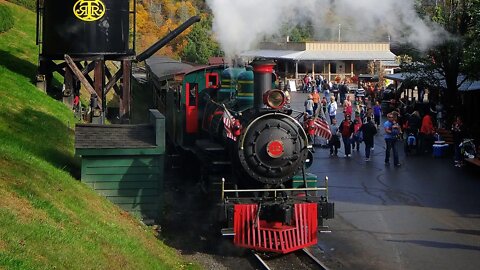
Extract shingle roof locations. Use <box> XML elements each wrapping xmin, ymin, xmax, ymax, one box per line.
<box><xmin>385</xmin><ymin>72</ymin><xmax>480</xmax><ymax>92</ymax></box>
<box><xmin>241</xmin><ymin>50</ymin><xmax>396</xmax><ymax>61</ymax></box>
<box><xmin>145</xmin><ymin>57</ymin><xmax>193</xmax><ymax>81</ymax></box>
<box><xmin>75</xmin><ymin>124</ymin><xmax>156</xmax><ymax>149</ymax></box>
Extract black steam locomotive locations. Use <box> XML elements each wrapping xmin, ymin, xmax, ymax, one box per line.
<box><xmin>35</xmin><ymin>0</ymin><xmax>333</xmax><ymax>254</ymax></box>
<box><xmin>144</xmin><ymin>58</ymin><xmax>334</xmax><ymax>253</ymax></box>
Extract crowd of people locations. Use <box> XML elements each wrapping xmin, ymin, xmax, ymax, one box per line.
<box><xmin>299</xmin><ymin>76</ymin><xmax>468</xmax><ymax>167</ymax></box>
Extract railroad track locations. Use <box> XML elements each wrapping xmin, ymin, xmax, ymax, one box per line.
<box><xmin>252</xmin><ymin>248</ymin><xmax>330</xmax><ymax>270</ymax></box>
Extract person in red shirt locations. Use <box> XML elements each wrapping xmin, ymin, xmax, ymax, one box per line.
<box><xmin>419</xmin><ymin>113</ymin><xmax>435</xmax><ymax>154</ymax></box>
<box><xmin>339</xmin><ymin>114</ymin><xmax>354</xmax><ymax>157</ymax></box>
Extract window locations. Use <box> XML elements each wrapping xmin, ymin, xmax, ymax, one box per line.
<box><xmin>187</xmin><ymin>83</ymin><xmax>198</xmax><ymax>106</ymax></box>
<box><xmin>206</xmin><ymin>73</ymin><xmax>219</xmax><ymax>88</ymax></box>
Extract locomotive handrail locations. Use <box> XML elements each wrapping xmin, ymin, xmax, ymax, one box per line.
<box><xmin>221</xmin><ymin>177</ymin><xmax>330</xmax><ymax>201</ymax></box>
<box><xmin>223</xmin><ymin>187</ymin><xmax>327</xmax><ymax>193</ymax></box>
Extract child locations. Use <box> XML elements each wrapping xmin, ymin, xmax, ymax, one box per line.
<box><xmin>321</xmin><ymin>96</ymin><xmax>328</xmax><ymax>116</ymax></box>
<box><xmin>329</xmin><ymin>118</ymin><xmax>341</xmax><ymax>156</ymax></box>
<box><xmin>304</xmin><ymin>94</ymin><xmax>314</xmax><ymax>116</ymax></box>
<box><xmin>373</xmin><ymin>101</ymin><xmax>382</xmax><ymax>129</ymax></box>
<box><xmin>352</xmin><ymin>113</ymin><xmax>363</xmax><ymax>151</ymax></box>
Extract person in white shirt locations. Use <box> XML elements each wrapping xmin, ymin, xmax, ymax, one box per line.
<box><xmin>328</xmin><ymin>96</ymin><xmax>337</xmax><ymax>124</ymax></box>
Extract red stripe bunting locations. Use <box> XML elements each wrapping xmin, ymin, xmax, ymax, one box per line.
<box><xmin>223</xmin><ymin>109</ymin><xmax>237</xmax><ymax>141</ymax></box>
<box><xmin>313</xmin><ymin>118</ymin><xmax>332</xmax><ymax>140</ymax></box>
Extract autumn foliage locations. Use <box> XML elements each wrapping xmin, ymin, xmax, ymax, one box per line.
<box><xmin>136</xmin><ymin>0</ymin><xmax>198</xmax><ymax>59</ymax></box>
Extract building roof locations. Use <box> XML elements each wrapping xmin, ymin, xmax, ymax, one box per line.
<box><xmin>241</xmin><ymin>41</ymin><xmax>396</xmax><ymax>62</ymax></box>
<box><xmin>241</xmin><ymin>49</ymin><xmax>396</xmax><ymax>61</ymax></box>
<box><xmin>75</xmin><ymin>124</ymin><xmax>157</xmax><ymax>149</ymax></box>
<box><xmin>145</xmin><ymin>57</ymin><xmax>193</xmax><ymax>81</ymax></box>
<box><xmin>385</xmin><ymin>72</ymin><xmax>480</xmax><ymax>92</ymax></box>
<box><xmin>458</xmin><ymin>80</ymin><xmax>480</xmax><ymax>92</ymax></box>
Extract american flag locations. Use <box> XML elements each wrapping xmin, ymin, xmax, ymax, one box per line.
<box><xmin>313</xmin><ymin>117</ymin><xmax>332</xmax><ymax>140</ymax></box>
<box><xmin>222</xmin><ymin>109</ymin><xmax>237</xmax><ymax>141</ymax></box>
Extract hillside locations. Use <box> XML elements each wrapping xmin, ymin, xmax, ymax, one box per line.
<box><xmin>0</xmin><ymin>2</ymin><xmax>200</xmax><ymax>270</ymax></box>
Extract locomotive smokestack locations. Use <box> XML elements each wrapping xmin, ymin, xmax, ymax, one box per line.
<box><xmin>252</xmin><ymin>59</ymin><xmax>276</xmax><ymax>111</ymax></box>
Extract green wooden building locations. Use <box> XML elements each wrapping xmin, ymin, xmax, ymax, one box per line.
<box><xmin>75</xmin><ymin>110</ymin><xmax>165</xmax><ymax>223</ymax></box>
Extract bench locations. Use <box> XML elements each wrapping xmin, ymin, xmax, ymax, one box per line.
<box><xmin>465</xmin><ymin>158</ymin><xmax>480</xmax><ymax>167</ymax></box>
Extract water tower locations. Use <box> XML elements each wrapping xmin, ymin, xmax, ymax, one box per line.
<box><xmin>36</xmin><ymin>0</ymin><xmax>199</xmax><ymax>122</ymax></box>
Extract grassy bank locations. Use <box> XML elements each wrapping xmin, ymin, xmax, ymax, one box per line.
<box><xmin>0</xmin><ymin>2</ymin><xmax>199</xmax><ymax>269</ymax></box>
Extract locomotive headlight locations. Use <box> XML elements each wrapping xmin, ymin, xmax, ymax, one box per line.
<box><xmin>266</xmin><ymin>140</ymin><xmax>284</xmax><ymax>158</ymax></box>
<box><xmin>263</xmin><ymin>89</ymin><xmax>286</xmax><ymax>109</ymax></box>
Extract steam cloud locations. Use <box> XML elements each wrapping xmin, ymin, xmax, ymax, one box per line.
<box><xmin>206</xmin><ymin>0</ymin><xmax>447</xmax><ymax>59</ymax></box>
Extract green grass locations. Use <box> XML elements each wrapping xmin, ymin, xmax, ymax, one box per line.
<box><xmin>0</xmin><ymin>3</ymin><xmax>201</xmax><ymax>270</ymax></box>
<box><xmin>0</xmin><ymin>3</ymin><xmax>14</xmax><ymax>32</ymax></box>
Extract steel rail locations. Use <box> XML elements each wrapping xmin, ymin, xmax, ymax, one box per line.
<box><xmin>252</xmin><ymin>251</ymin><xmax>271</xmax><ymax>270</ymax></box>
<box><xmin>301</xmin><ymin>248</ymin><xmax>330</xmax><ymax>270</ymax></box>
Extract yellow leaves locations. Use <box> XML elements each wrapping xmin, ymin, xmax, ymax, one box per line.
<box><xmin>135</xmin><ymin>0</ymin><xmax>199</xmax><ymax>58</ymax></box>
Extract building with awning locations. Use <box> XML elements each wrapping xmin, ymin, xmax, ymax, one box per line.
<box><xmin>241</xmin><ymin>41</ymin><xmax>398</xmax><ymax>86</ymax></box>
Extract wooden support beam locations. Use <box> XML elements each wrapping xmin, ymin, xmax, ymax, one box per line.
<box><xmin>48</xmin><ymin>60</ymin><xmax>65</xmax><ymax>76</ymax></box>
<box><xmin>105</xmin><ymin>67</ymin><xmax>122</xmax><ymax>96</ymax></box>
<box><xmin>64</xmin><ymin>54</ymin><xmax>102</xmax><ymax>109</ymax></box>
<box><xmin>81</xmin><ymin>61</ymin><xmax>96</xmax><ymax>76</ymax></box>
<box><xmin>121</xmin><ymin>60</ymin><xmax>131</xmax><ymax>120</ymax></box>
<box><xmin>94</xmin><ymin>60</ymin><xmax>105</xmax><ymax>112</ymax></box>
<box><xmin>328</xmin><ymin>62</ymin><xmax>331</xmax><ymax>81</ymax></box>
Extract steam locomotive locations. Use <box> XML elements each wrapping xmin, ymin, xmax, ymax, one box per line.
<box><xmin>143</xmin><ymin>58</ymin><xmax>334</xmax><ymax>253</ymax></box>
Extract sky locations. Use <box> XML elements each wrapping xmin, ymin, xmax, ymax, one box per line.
<box><xmin>206</xmin><ymin>0</ymin><xmax>447</xmax><ymax>59</ymax></box>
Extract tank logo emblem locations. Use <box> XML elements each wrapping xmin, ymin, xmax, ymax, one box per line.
<box><xmin>73</xmin><ymin>0</ymin><xmax>106</xmax><ymax>22</ymax></box>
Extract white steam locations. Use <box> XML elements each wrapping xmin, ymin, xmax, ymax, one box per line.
<box><xmin>206</xmin><ymin>0</ymin><xmax>447</xmax><ymax>58</ymax></box>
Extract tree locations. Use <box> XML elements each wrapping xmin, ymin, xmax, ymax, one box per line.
<box><xmin>462</xmin><ymin>0</ymin><xmax>480</xmax><ymax>80</ymax></box>
<box><xmin>399</xmin><ymin>0</ymin><xmax>479</xmax><ymax>109</ymax></box>
<box><xmin>136</xmin><ymin>0</ymin><xmax>198</xmax><ymax>59</ymax></box>
<box><xmin>278</xmin><ymin>21</ymin><xmax>313</xmax><ymax>42</ymax></box>
<box><xmin>180</xmin><ymin>13</ymin><xmax>223</xmax><ymax>64</ymax></box>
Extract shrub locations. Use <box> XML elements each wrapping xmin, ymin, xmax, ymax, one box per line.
<box><xmin>0</xmin><ymin>4</ymin><xmax>14</xmax><ymax>33</ymax></box>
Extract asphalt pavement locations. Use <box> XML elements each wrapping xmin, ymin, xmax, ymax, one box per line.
<box><xmin>289</xmin><ymin>91</ymin><xmax>480</xmax><ymax>270</ymax></box>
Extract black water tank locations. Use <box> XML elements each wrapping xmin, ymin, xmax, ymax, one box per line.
<box><xmin>41</xmin><ymin>0</ymin><xmax>131</xmax><ymax>58</ymax></box>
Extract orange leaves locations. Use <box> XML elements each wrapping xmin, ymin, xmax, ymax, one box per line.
<box><xmin>136</xmin><ymin>0</ymin><xmax>198</xmax><ymax>59</ymax></box>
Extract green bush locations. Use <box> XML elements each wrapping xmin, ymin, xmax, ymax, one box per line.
<box><xmin>0</xmin><ymin>5</ymin><xmax>14</xmax><ymax>33</ymax></box>
<box><xmin>6</xmin><ymin>0</ymin><xmax>36</xmax><ymax>11</ymax></box>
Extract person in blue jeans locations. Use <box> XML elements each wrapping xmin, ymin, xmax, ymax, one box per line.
<box><xmin>384</xmin><ymin>112</ymin><xmax>401</xmax><ymax>166</ymax></box>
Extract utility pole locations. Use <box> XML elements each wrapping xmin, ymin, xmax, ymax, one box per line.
<box><xmin>338</xmin><ymin>24</ymin><xmax>341</xmax><ymax>42</ymax></box>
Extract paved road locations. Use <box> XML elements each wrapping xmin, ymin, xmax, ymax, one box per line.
<box><xmin>289</xmin><ymin>91</ymin><xmax>480</xmax><ymax>270</ymax></box>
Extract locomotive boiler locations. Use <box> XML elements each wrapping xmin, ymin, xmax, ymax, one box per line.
<box><xmin>142</xmin><ymin>57</ymin><xmax>334</xmax><ymax>253</ymax></box>
<box><xmin>201</xmin><ymin>60</ymin><xmax>310</xmax><ymax>187</ymax></box>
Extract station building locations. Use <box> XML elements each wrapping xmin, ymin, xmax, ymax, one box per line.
<box><xmin>241</xmin><ymin>41</ymin><xmax>398</xmax><ymax>88</ymax></box>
